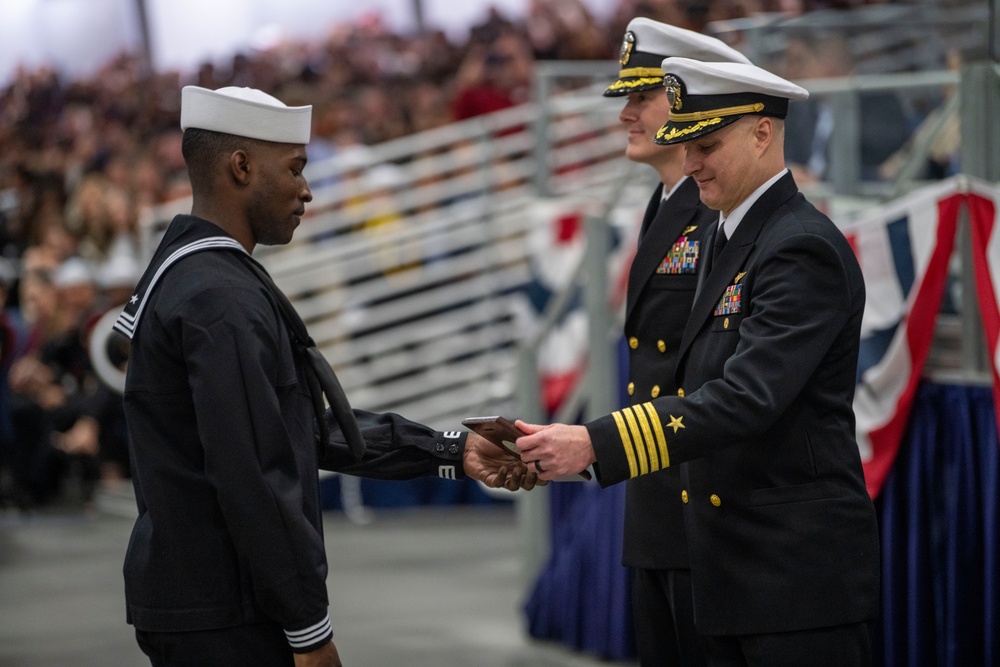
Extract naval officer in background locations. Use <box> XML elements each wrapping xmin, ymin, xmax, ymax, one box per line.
<box><xmin>518</xmin><ymin>58</ymin><xmax>879</xmax><ymax>666</ymax></box>
<box><xmin>601</xmin><ymin>17</ymin><xmax>750</xmax><ymax>667</ymax></box>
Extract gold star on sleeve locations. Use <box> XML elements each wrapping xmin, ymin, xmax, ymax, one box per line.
<box><xmin>667</xmin><ymin>415</ymin><xmax>685</xmax><ymax>434</ymax></box>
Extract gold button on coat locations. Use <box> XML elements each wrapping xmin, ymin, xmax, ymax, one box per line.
<box><xmin>677</xmin><ymin>388</ymin><xmax>685</xmax><ymax>397</ymax></box>
<box><xmin>724</xmin><ymin>317</ymin><xmax>730</xmax><ymax>329</ymax></box>
<box><xmin>657</xmin><ymin>340</ymin><xmax>666</xmax><ymax>353</ymax></box>
<box><xmin>629</xmin><ymin>337</ymin><xmax>638</xmax><ymax>349</ymax></box>
<box><xmin>710</xmin><ymin>494</ymin><xmax>721</xmax><ymax>507</ymax></box>
<box><xmin>627</xmin><ymin>382</ymin><xmax>635</xmax><ymax>396</ymax></box>
<box><xmin>681</xmin><ymin>490</ymin><xmax>689</xmax><ymax>503</ymax></box>
<box><xmin>651</xmin><ymin>385</ymin><xmax>660</xmax><ymax>398</ymax></box>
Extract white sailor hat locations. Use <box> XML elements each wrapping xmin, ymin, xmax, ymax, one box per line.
<box><xmin>53</xmin><ymin>257</ymin><xmax>96</xmax><ymax>287</ymax></box>
<box><xmin>180</xmin><ymin>86</ymin><xmax>312</xmax><ymax>145</ymax></box>
<box><xmin>654</xmin><ymin>57</ymin><xmax>808</xmax><ymax>145</ymax></box>
<box><xmin>604</xmin><ymin>18</ymin><xmax>750</xmax><ymax>97</ymax></box>
<box><xmin>97</xmin><ymin>254</ymin><xmax>141</xmax><ymax>289</ymax></box>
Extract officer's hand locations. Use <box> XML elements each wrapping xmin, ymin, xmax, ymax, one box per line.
<box><xmin>294</xmin><ymin>640</ymin><xmax>342</xmax><ymax>667</ymax></box>
<box><xmin>463</xmin><ymin>432</ymin><xmax>547</xmax><ymax>491</ymax></box>
<box><xmin>514</xmin><ymin>420</ymin><xmax>597</xmax><ymax>482</ymax></box>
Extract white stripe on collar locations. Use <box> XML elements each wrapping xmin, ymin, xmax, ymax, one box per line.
<box><xmin>113</xmin><ymin>237</ymin><xmax>247</xmax><ymax>339</ymax></box>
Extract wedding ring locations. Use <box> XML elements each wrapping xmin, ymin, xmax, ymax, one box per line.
<box><xmin>534</xmin><ymin>460</ymin><xmax>545</xmax><ymax>473</ymax></box>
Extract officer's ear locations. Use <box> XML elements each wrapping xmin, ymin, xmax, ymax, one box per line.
<box><xmin>229</xmin><ymin>149</ymin><xmax>252</xmax><ymax>186</ymax></box>
<box><xmin>750</xmin><ymin>116</ymin><xmax>774</xmax><ymax>154</ymax></box>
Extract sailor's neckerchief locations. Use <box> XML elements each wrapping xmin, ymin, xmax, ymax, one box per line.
<box><xmin>114</xmin><ymin>215</ymin><xmax>366</xmax><ymax>461</ymax></box>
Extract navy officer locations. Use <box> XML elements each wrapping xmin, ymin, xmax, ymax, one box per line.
<box><xmin>518</xmin><ymin>58</ymin><xmax>879</xmax><ymax>666</ymax></box>
<box><xmin>602</xmin><ymin>17</ymin><xmax>750</xmax><ymax>667</ymax></box>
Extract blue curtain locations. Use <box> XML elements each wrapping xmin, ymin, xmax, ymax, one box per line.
<box><xmin>523</xmin><ymin>380</ymin><xmax>1000</xmax><ymax>665</ymax></box>
<box><xmin>523</xmin><ymin>481</ymin><xmax>635</xmax><ymax>660</ymax></box>
<box><xmin>522</xmin><ymin>335</ymin><xmax>636</xmax><ymax>661</ymax></box>
<box><xmin>876</xmin><ymin>381</ymin><xmax>1000</xmax><ymax>667</ymax></box>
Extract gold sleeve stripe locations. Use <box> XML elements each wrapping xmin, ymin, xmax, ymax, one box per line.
<box><xmin>631</xmin><ymin>406</ymin><xmax>660</xmax><ymax>472</ymax></box>
<box><xmin>612</xmin><ymin>411</ymin><xmax>639</xmax><ymax>478</ymax></box>
<box><xmin>641</xmin><ymin>402</ymin><xmax>669</xmax><ymax>468</ymax></box>
<box><xmin>622</xmin><ymin>407</ymin><xmax>649</xmax><ymax>475</ymax></box>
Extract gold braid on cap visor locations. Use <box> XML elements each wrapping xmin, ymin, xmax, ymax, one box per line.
<box><xmin>605</xmin><ymin>66</ymin><xmax>663</xmax><ymax>92</ymax></box>
<box><xmin>655</xmin><ymin>102</ymin><xmax>767</xmax><ymax>142</ymax></box>
<box><xmin>668</xmin><ymin>102</ymin><xmax>765</xmax><ymax>123</ymax></box>
<box><xmin>657</xmin><ymin>117</ymin><xmax>725</xmax><ymax>141</ymax></box>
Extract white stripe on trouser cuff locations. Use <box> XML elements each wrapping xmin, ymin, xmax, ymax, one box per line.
<box><xmin>285</xmin><ymin>614</ymin><xmax>332</xmax><ymax>649</ymax></box>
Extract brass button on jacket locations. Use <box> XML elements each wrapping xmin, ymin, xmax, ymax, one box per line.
<box><xmin>681</xmin><ymin>490</ymin><xmax>689</xmax><ymax>503</ymax></box>
<box><xmin>627</xmin><ymin>382</ymin><xmax>635</xmax><ymax>396</ymax></box>
<box><xmin>657</xmin><ymin>340</ymin><xmax>666</xmax><ymax>353</ymax></box>
<box><xmin>651</xmin><ymin>385</ymin><xmax>660</xmax><ymax>398</ymax></box>
<box><xmin>677</xmin><ymin>388</ymin><xmax>685</xmax><ymax>397</ymax></box>
<box><xmin>710</xmin><ymin>494</ymin><xmax>722</xmax><ymax>507</ymax></box>
<box><xmin>628</xmin><ymin>337</ymin><xmax>639</xmax><ymax>349</ymax></box>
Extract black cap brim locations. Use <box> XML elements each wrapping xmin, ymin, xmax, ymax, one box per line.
<box><xmin>654</xmin><ymin>113</ymin><xmax>745</xmax><ymax>145</ymax></box>
<box><xmin>603</xmin><ymin>76</ymin><xmax>664</xmax><ymax>98</ymax></box>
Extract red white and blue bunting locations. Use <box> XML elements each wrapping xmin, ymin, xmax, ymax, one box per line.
<box><xmin>844</xmin><ymin>175</ymin><xmax>1000</xmax><ymax>497</ymax></box>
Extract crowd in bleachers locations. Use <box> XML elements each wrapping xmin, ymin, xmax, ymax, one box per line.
<box><xmin>0</xmin><ymin>0</ymin><xmax>935</xmax><ymax>511</ymax></box>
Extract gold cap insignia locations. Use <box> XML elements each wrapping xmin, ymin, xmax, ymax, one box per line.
<box><xmin>620</xmin><ymin>31</ymin><xmax>636</xmax><ymax>66</ymax></box>
<box><xmin>663</xmin><ymin>74</ymin><xmax>683</xmax><ymax>112</ymax></box>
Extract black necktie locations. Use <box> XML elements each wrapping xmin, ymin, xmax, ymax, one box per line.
<box><xmin>241</xmin><ymin>256</ymin><xmax>366</xmax><ymax>462</ymax></box>
<box><xmin>712</xmin><ymin>225</ymin><xmax>728</xmax><ymax>267</ymax></box>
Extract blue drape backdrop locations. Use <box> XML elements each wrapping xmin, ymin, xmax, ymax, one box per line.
<box><xmin>876</xmin><ymin>381</ymin><xmax>1000</xmax><ymax>667</ymax></box>
<box><xmin>523</xmin><ymin>481</ymin><xmax>633</xmax><ymax>659</ymax></box>
<box><xmin>523</xmin><ymin>380</ymin><xmax>1000</xmax><ymax>666</ymax></box>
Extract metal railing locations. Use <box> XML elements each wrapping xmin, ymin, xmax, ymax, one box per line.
<box><xmin>139</xmin><ymin>59</ymin><xmax>976</xmax><ymax>435</ymax></box>
<box><xmin>136</xmin><ymin>53</ymin><xmax>997</xmax><ymax>580</ymax></box>
<box><xmin>140</xmin><ymin>77</ymin><xmax>627</xmax><ymax>433</ymax></box>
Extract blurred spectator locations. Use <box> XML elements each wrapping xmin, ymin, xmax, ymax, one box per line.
<box><xmin>0</xmin><ymin>0</ymin><xmax>950</xmax><ymax>508</ymax></box>
<box><xmin>781</xmin><ymin>30</ymin><xmax>832</xmax><ymax>184</ymax></box>
<box><xmin>92</xmin><ymin>258</ymin><xmax>137</xmax><ymax>484</ymax></box>
<box><xmin>526</xmin><ymin>0</ymin><xmax>614</xmax><ymax>60</ymax></box>
<box><xmin>0</xmin><ymin>258</ymin><xmax>28</xmax><ymax>507</ymax></box>
<box><xmin>96</xmin><ymin>253</ymin><xmax>141</xmax><ymax>312</ymax></box>
<box><xmin>407</xmin><ymin>79</ymin><xmax>454</xmax><ymax>133</ymax></box>
<box><xmin>878</xmin><ymin>48</ymin><xmax>962</xmax><ymax>182</ymax></box>
<box><xmin>80</xmin><ymin>183</ymin><xmax>141</xmax><ymax>271</ymax></box>
<box><xmin>357</xmin><ymin>86</ymin><xmax>410</xmax><ymax>144</ymax></box>
<box><xmin>50</xmin><ymin>257</ymin><xmax>100</xmax><ymax>348</ymax></box>
<box><xmin>333</xmin><ymin>143</ymin><xmax>379</xmax><ymax>222</ymax></box>
<box><xmin>32</xmin><ymin>215</ymin><xmax>78</xmax><ymax>268</ymax></box>
<box><xmin>357</xmin><ymin>164</ymin><xmax>422</xmax><ymax>279</ymax></box>
<box><xmin>17</xmin><ymin>249</ymin><xmax>60</xmax><ymax>354</ymax></box>
<box><xmin>451</xmin><ymin>27</ymin><xmax>535</xmax><ymax>121</ymax></box>
<box><xmin>781</xmin><ymin>30</ymin><xmax>914</xmax><ymax>183</ymax></box>
<box><xmin>5</xmin><ymin>256</ymin><xmax>106</xmax><ymax>507</ymax></box>
<box><xmin>468</xmin><ymin>6</ymin><xmax>519</xmax><ymax>45</ymax></box>
<box><xmin>6</xmin><ymin>259</ymin><xmax>61</xmax><ymax>507</ymax></box>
